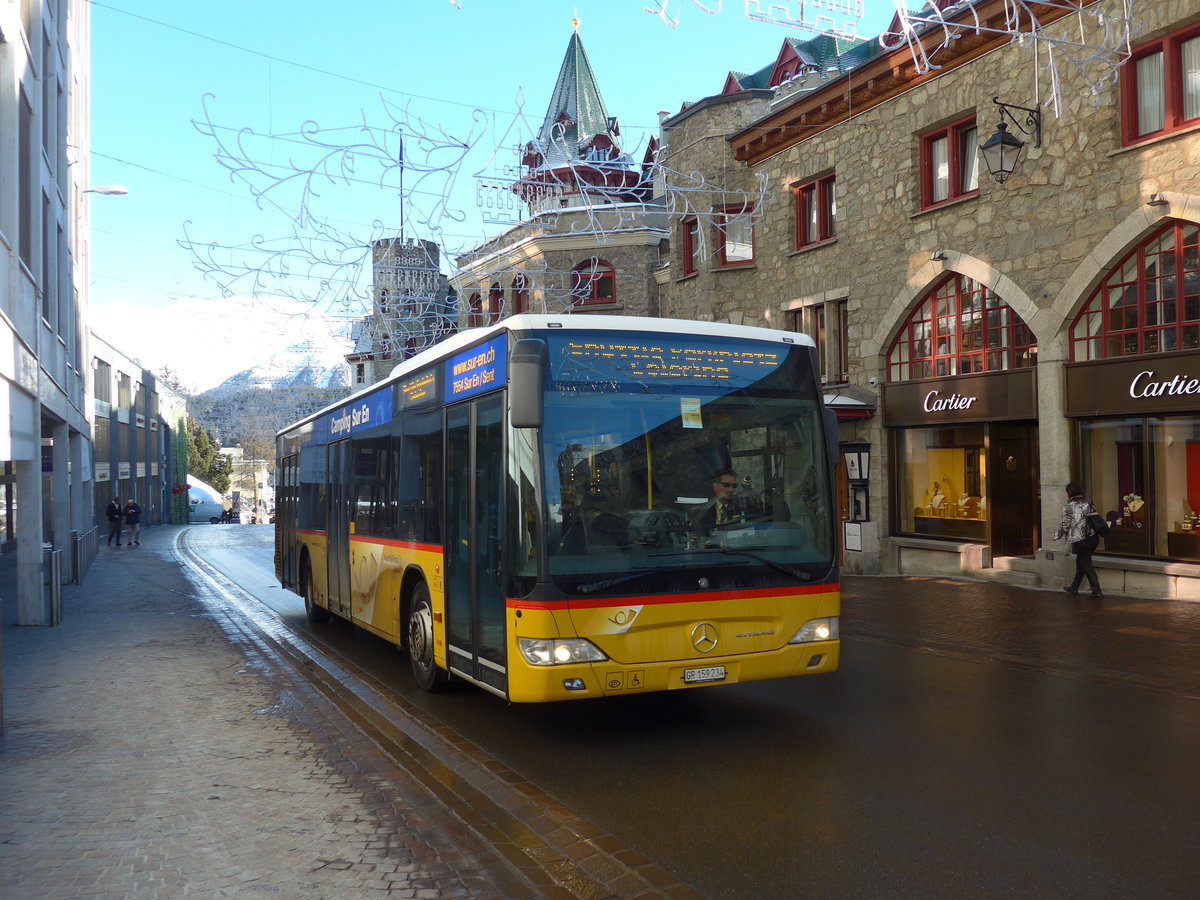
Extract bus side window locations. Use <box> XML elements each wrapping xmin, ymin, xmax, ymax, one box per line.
<box><xmin>403</xmin><ymin>410</ymin><xmax>442</xmax><ymax>545</ymax></box>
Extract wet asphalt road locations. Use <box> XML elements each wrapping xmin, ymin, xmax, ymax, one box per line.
<box><xmin>196</xmin><ymin>526</ymin><xmax>1200</xmax><ymax>899</ymax></box>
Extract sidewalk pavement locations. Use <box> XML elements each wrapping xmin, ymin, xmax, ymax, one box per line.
<box><xmin>0</xmin><ymin>527</ymin><xmax>604</xmax><ymax>900</ymax></box>
<box><xmin>3</xmin><ymin>531</ymin><xmax>1200</xmax><ymax>899</ymax></box>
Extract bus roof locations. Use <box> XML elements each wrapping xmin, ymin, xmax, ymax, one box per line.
<box><xmin>278</xmin><ymin>314</ymin><xmax>817</xmax><ymax>438</ymax></box>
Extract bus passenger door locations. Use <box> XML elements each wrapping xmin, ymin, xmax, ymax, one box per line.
<box><xmin>445</xmin><ymin>394</ymin><xmax>507</xmax><ymax>695</ymax></box>
<box><xmin>327</xmin><ymin>440</ymin><xmax>353</xmax><ymax>617</ymax></box>
<box><xmin>276</xmin><ymin>454</ymin><xmax>299</xmax><ymax>588</ymax></box>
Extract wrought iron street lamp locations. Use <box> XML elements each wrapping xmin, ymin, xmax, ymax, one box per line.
<box><xmin>979</xmin><ymin>97</ymin><xmax>1042</xmax><ymax>183</ymax></box>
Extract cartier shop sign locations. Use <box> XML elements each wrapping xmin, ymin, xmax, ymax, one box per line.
<box><xmin>882</xmin><ymin>368</ymin><xmax>1037</xmax><ymax>427</ymax></box>
<box><xmin>1065</xmin><ymin>349</ymin><xmax>1200</xmax><ymax>417</ymax></box>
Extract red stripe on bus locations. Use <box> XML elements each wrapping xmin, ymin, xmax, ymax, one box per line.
<box><xmin>507</xmin><ymin>582</ymin><xmax>833</xmax><ymax>611</ymax></box>
<box><xmin>351</xmin><ymin>536</ymin><xmax>442</xmax><ymax>554</ymax></box>
<box><xmin>295</xmin><ymin>529</ymin><xmax>440</xmax><ymax>554</ymax></box>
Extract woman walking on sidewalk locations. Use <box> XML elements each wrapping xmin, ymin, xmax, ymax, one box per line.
<box><xmin>123</xmin><ymin>498</ymin><xmax>142</xmax><ymax>547</ymax></box>
<box><xmin>1054</xmin><ymin>482</ymin><xmax>1102</xmax><ymax>599</ymax></box>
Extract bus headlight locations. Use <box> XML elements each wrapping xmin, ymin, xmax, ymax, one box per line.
<box><xmin>789</xmin><ymin>617</ymin><xmax>839</xmax><ymax>644</ymax></box>
<box><xmin>517</xmin><ymin>637</ymin><xmax>608</xmax><ymax>666</ymax></box>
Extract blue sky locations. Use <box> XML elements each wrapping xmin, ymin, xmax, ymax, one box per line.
<box><xmin>88</xmin><ymin>0</ymin><xmax>898</xmax><ymax>323</ymax></box>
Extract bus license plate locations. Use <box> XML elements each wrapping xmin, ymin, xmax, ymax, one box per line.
<box><xmin>684</xmin><ymin>665</ymin><xmax>727</xmax><ymax>684</ymax></box>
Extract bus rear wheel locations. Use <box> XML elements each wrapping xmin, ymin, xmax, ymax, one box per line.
<box><xmin>407</xmin><ymin>583</ymin><xmax>449</xmax><ymax>691</ymax></box>
<box><xmin>301</xmin><ymin>559</ymin><xmax>330</xmax><ymax>625</ymax></box>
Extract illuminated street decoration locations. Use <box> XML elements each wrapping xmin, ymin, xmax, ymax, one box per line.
<box><xmin>882</xmin><ymin>0</ymin><xmax>1136</xmax><ymax>118</ymax></box>
<box><xmin>645</xmin><ymin>0</ymin><xmax>865</xmax><ymax>39</ymax></box>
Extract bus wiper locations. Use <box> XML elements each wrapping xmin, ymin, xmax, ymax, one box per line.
<box><xmin>576</xmin><ymin>572</ymin><xmax>649</xmax><ymax>595</ymax></box>
<box><xmin>714</xmin><ymin>548</ymin><xmax>812</xmax><ymax>581</ymax></box>
<box><xmin>575</xmin><ymin>564</ymin><xmax>689</xmax><ymax>595</ymax></box>
<box><xmin>647</xmin><ymin>547</ymin><xmax>813</xmax><ymax>581</ymax></box>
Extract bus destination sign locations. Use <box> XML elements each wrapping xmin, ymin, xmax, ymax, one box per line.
<box><xmin>555</xmin><ymin>338</ymin><xmax>784</xmax><ymax>385</ymax></box>
<box><xmin>326</xmin><ymin>385</ymin><xmax>393</xmax><ymax>440</ymax></box>
<box><xmin>445</xmin><ymin>337</ymin><xmax>507</xmax><ymax>402</ymax></box>
<box><xmin>400</xmin><ymin>369</ymin><xmax>437</xmax><ymax>408</ymax></box>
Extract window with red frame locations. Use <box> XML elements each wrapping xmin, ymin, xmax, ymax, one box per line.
<box><xmin>796</xmin><ymin>173</ymin><xmax>836</xmax><ymax>248</ymax></box>
<box><xmin>919</xmin><ymin>116</ymin><xmax>979</xmax><ymax>209</ymax></box>
<box><xmin>1122</xmin><ymin>22</ymin><xmax>1200</xmax><ymax>144</ymax></box>
<box><xmin>467</xmin><ymin>293</ymin><xmax>482</xmax><ymax>328</ymax></box>
<box><xmin>792</xmin><ymin>298</ymin><xmax>849</xmax><ymax>385</ymax></box>
<box><xmin>487</xmin><ymin>284</ymin><xmax>503</xmax><ymax>322</ymax></box>
<box><xmin>717</xmin><ymin>207</ymin><xmax>755</xmax><ymax>266</ymax></box>
<box><xmin>888</xmin><ymin>275</ymin><xmax>1035</xmax><ymax>380</ymax></box>
<box><xmin>681</xmin><ymin>216</ymin><xmax>700</xmax><ymax>276</ymax></box>
<box><xmin>511</xmin><ymin>274</ymin><xmax>528</xmax><ymax>314</ymax></box>
<box><xmin>1070</xmin><ymin>221</ymin><xmax>1200</xmax><ymax>361</ymax></box>
<box><xmin>570</xmin><ymin>259</ymin><xmax>616</xmax><ymax>305</ymax></box>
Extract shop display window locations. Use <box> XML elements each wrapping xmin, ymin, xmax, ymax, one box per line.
<box><xmin>888</xmin><ymin>274</ymin><xmax>1036</xmax><ymax>380</ymax></box>
<box><xmin>1079</xmin><ymin>415</ymin><xmax>1200</xmax><ymax>559</ymax></box>
<box><xmin>1070</xmin><ymin>221</ymin><xmax>1200</xmax><ymax>361</ymax></box>
<box><xmin>895</xmin><ymin>425</ymin><xmax>988</xmax><ymax>540</ymax></box>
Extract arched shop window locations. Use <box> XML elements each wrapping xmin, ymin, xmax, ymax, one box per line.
<box><xmin>887</xmin><ymin>274</ymin><xmax>1036</xmax><ymax>381</ymax></box>
<box><xmin>1070</xmin><ymin>220</ymin><xmax>1200</xmax><ymax>360</ymax></box>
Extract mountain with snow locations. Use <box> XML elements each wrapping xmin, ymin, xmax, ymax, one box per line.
<box><xmin>89</xmin><ymin>295</ymin><xmax>355</xmax><ymax>394</ymax></box>
<box><xmin>217</xmin><ymin>343</ymin><xmax>353</xmax><ymax>391</ymax></box>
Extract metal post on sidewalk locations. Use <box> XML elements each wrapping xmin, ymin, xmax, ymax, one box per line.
<box><xmin>45</xmin><ymin>547</ymin><xmax>63</xmax><ymax>627</ymax></box>
<box><xmin>72</xmin><ymin>525</ymin><xmax>99</xmax><ymax>584</ymax></box>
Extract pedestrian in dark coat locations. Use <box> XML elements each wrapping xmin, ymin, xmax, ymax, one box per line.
<box><xmin>105</xmin><ymin>497</ymin><xmax>124</xmax><ymax>547</ymax></box>
<box><xmin>123</xmin><ymin>498</ymin><xmax>142</xmax><ymax>547</ymax></box>
<box><xmin>1054</xmin><ymin>482</ymin><xmax>1102</xmax><ymax>598</ymax></box>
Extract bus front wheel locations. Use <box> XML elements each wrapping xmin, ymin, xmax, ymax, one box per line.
<box><xmin>301</xmin><ymin>559</ymin><xmax>330</xmax><ymax>625</ymax></box>
<box><xmin>407</xmin><ymin>583</ymin><xmax>450</xmax><ymax>691</ymax></box>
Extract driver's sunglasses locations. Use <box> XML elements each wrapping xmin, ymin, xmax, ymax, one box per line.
<box><xmin>717</xmin><ymin>481</ymin><xmax>738</xmax><ymax>488</ymax></box>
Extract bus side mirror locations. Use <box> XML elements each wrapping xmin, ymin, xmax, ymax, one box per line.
<box><xmin>510</xmin><ymin>339</ymin><xmax>547</xmax><ymax>428</ymax></box>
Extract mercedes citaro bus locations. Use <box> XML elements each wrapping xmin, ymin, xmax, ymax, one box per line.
<box><xmin>275</xmin><ymin>315</ymin><xmax>840</xmax><ymax>701</ymax></box>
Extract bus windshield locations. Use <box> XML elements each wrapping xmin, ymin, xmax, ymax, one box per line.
<box><xmin>536</xmin><ymin>331</ymin><xmax>834</xmax><ymax>596</ymax></box>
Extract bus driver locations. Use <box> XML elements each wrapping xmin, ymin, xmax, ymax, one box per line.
<box><xmin>694</xmin><ymin>469</ymin><xmax>749</xmax><ymax>533</ymax></box>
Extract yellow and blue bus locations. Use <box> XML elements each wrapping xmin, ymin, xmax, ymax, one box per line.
<box><xmin>275</xmin><ymin>315</ymin><xmax>840</xmax><ymax>702</ymax></box>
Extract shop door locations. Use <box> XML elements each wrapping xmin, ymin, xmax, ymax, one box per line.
<box><xmin>444</xmin><ymin>394</ymin><xmax>507</xmax><ymax>695</ymax></box>
<box><xmin>988</xmin><ymin>422</ymin><xmax>1039</xmax><ymax>558</ymax></box>
<box><xmin>326</xmin><ymin>440</ymin><xmax>352</xmax><ymax>617</ymax></box>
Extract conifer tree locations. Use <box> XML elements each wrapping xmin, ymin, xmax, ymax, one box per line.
<box><xmin>187</xmin><ymin>417</ymin><xmax>232</xmax><ymax>493</ymax></box>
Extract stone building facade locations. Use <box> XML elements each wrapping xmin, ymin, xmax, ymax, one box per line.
<box><xmin>347</xmin><ymin>238</ymin><xmax>455</xmax><ymax>386</ymax></box>
<box><xmin>659</xmin><ymin>0</ymin><xmax>1200</xmax><ymax>598</ymax></box>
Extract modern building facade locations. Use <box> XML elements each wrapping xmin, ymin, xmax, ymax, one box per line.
<box><xmin>0</xmin><ymin>0</ymin><xmax>94</xmax><ymax>633</ymax></box>
<box><xmin>659</xmin><ymin>0</ymin><xmax>1200</xmax><ymax>597</ymax></box>
<box><xmin>90</xmin><ymin>333</ymin><xmax>189</xmax><ymax>534</ymax></box>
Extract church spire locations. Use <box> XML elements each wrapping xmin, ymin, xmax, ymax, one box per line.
<box><xmin>537</xmin><ymin>29</ymin><xmax>620</xmax><ymax>161</ymax></box>
<box><xmin>515</xmin><ymin>27</ymin><xmax>645</xmax><ymax>214</ymax></box>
